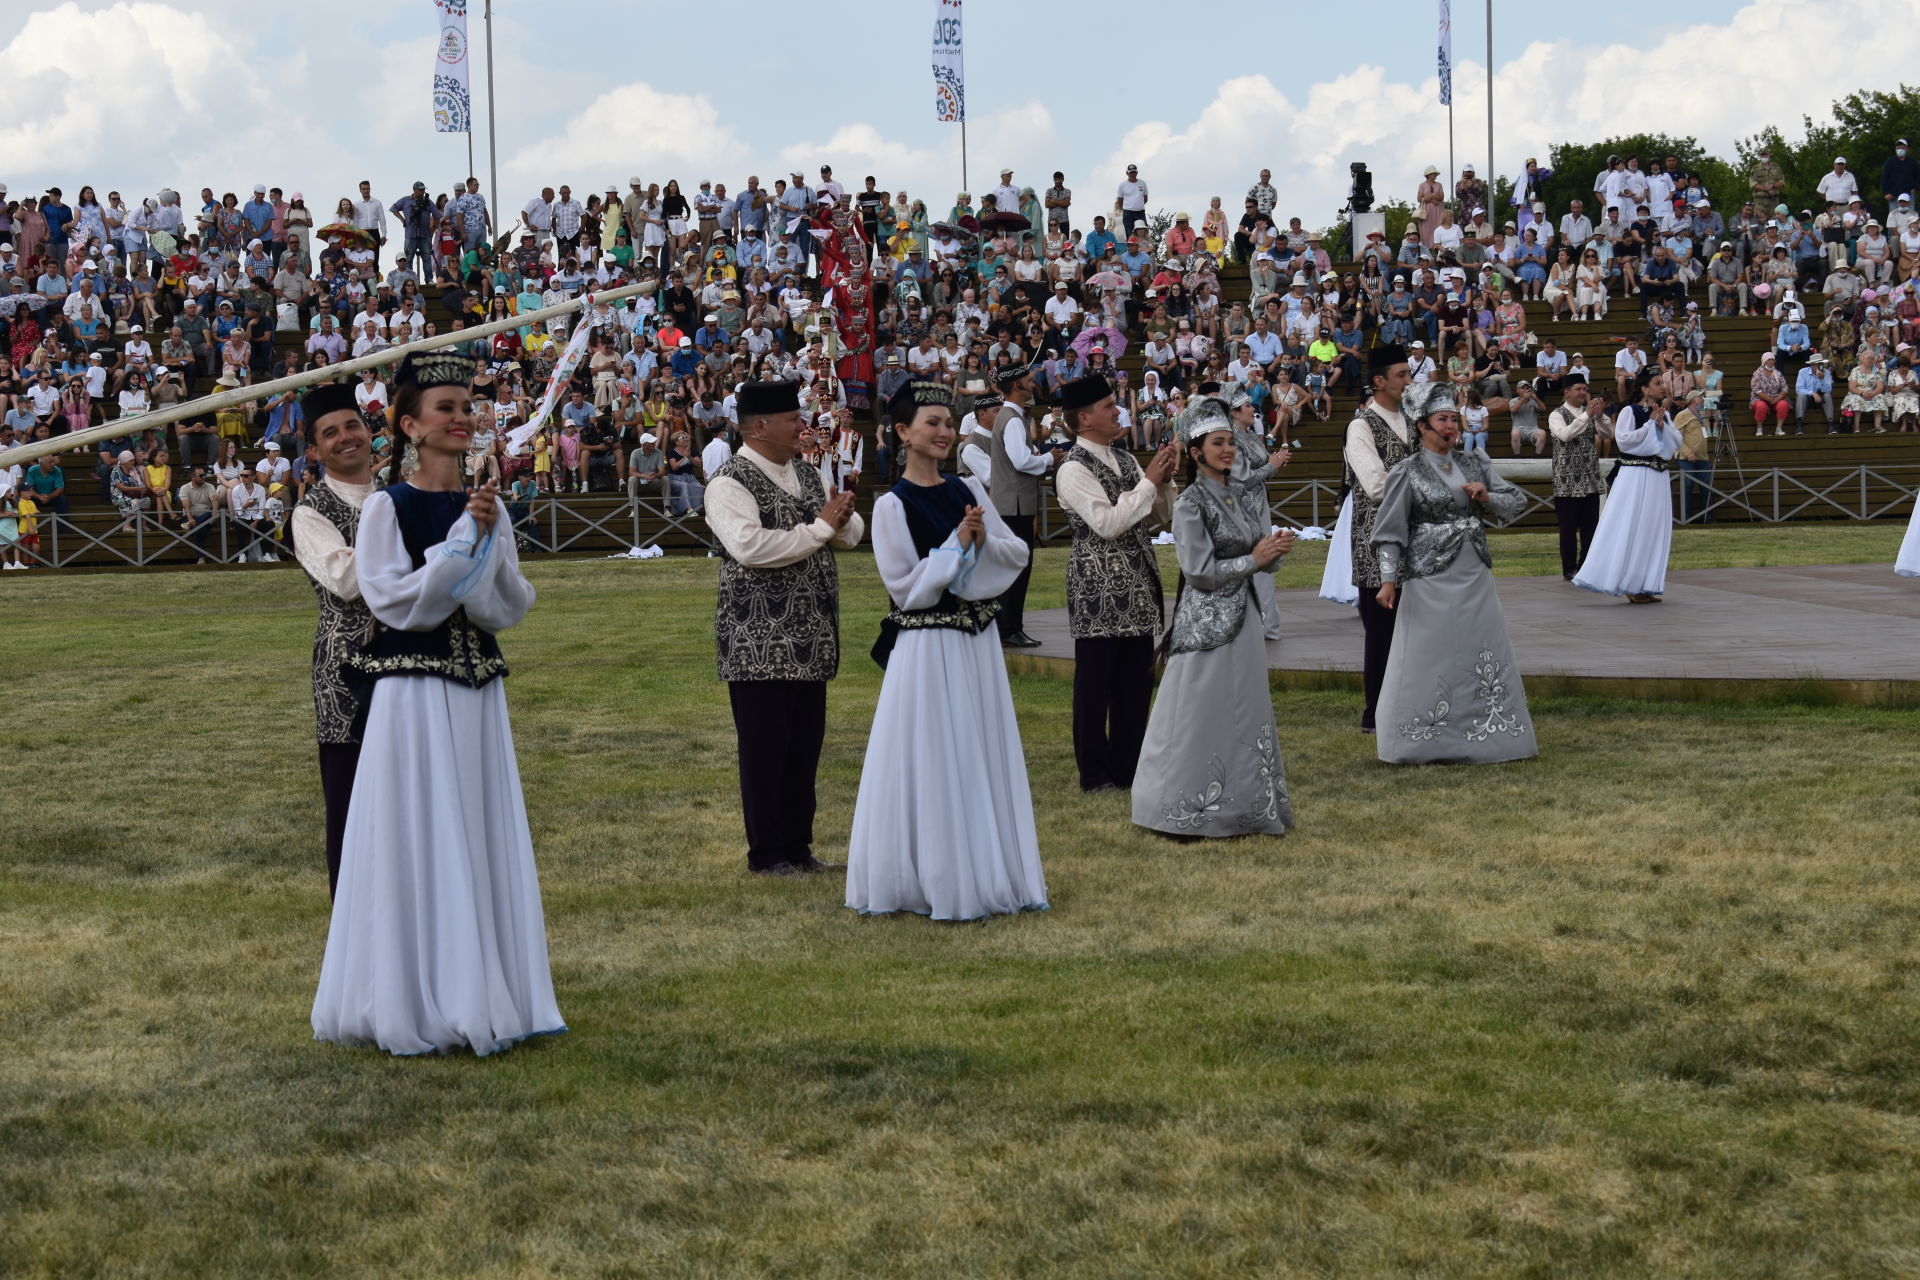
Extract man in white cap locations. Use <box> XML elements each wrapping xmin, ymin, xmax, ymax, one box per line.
<box><xmin>992</xmin><ymin>168</ymin><xmax>1021</xmax><ymax>215</ymax></box>
<box><xmin>1117</xmin><ymin>164</ymin><xmax>1148</xmax><ymax>238</ymax></box>
<box><xmin>1817</xmin><ymin>157</ymin><xmax>1859</xmax><ymax>207</ymax></box>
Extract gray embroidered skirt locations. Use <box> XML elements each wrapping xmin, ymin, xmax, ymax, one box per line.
<box><xmin>1376</xmin><ymin>551</ymin><xmax>1537</xmax><ymax>765</ymax></box>
<box><xmin>1132</xmin><ymin>605</ymin><xmax>1293</xmax><ymax>838</ymax></box>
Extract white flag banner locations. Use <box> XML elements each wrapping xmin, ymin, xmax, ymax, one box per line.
<box><xmin>1437</xmin><ymin>0</ymin><xmax>1453</xmax><ymax>107</ymax></box>
<box><xmin>507</xmin><ymin>318</ymin><xmax>594</xmax><ymax>455</ymax></box>
<box><xmin>433</xmin><ymin>0</ymin><xmax>472</xmax><ymax>133</ymax></box>
<box><xmin>932</xmin><ymin>0</ymin><xmax>965</xmax><ymax>123</ymax></box>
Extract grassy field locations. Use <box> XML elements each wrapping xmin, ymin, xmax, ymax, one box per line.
<box><xmin>4</xmin><ymin>526</ymin><xmax>1919</xmax><ymax>1277</ymax></box>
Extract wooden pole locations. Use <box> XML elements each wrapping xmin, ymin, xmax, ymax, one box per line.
<box><xmin>0</xmin><ymin>280</ymin><xmax>656</xmax><ymax>470</ymax></box>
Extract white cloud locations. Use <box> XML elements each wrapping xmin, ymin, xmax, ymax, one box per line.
<box><xmin>505</xmin><ymin>82</ymin><xmax>751</xmax><ymax>192</ymax></box>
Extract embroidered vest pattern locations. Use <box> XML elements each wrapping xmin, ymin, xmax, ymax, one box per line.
<box><xmin>714</xmin><ymin>455</ymin><xmax>842</xmax><ymax>682</ymax></box>
<box><xmin>1551</xmin><ymin>406</ymin><xmax>1603</xmax><ymax>497</ymax></box>
<box><xmin>296</xmin><ymin>482</ymin><xmax>375</xmax><ymax>744</ymax></box>
<box><xmin>1347</xmin><ymin>406</ymin><xmax>1411</xmax><ymax>589</ymax></box>
<box><xmin>1064</xmin><ymin>445</ymin><xmax>1164</xmax><ymax>639</ymax></box>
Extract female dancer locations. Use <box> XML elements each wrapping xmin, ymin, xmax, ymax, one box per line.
<box><xmin>312</xmin><ymin>349</ymin><xmax>562</xmax><ymax>1056</ymax></box>
<box><xmin>1371</xmin><ymin>382</ymin><xmax>1536</xmax><ymax>764</ymax></box>
<box><xmin>1132</xmin><ymin>396</ymin><xmax>1294</xmax><ymax>838</ymax></box>
<box><xmin>845</xmin><ymin>380</ymin><xmax>1046</xmax><ymax>920</ymax></box>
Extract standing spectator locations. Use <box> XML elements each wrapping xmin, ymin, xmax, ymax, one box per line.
<box><xmin>449</xmin><ymin>177</ymin><xmax>489</xmax><ymax>251</ymax></box>
<box><xmin>1881</xmin><ymin>139</ymin><xmax>1919</xmax><ymax>212</ymax></box>
<box><xmin>1117</xmin><ymin>164</ymin><xmax>1148</xmax><ymax>239</ymax></box>
<box><xmin>1673</xmin><ymin>391</ymin><xmax>1713</xmax><ymax>522</ymax></box>
<box><xmin>1045</xmin><ymin>171</ymin><xmax>1072</xmax><ymax>237</ymax></box>
<box><xmin>389</xmin><ymin>181</ymin><xmax>435</xmax><ymax>280</ymax></box>
<box><xmin>1817</xmin><ymin>157</ymin><xmax>1859</xmax><ymax>208</ymax></box>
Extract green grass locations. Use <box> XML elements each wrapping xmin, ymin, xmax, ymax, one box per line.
<box><xmin>4</xmin><ymin>527</ymin><xmax>1919</xmax><ymax>1277</ymax></box>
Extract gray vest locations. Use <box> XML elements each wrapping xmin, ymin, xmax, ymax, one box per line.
<box><xmin>1063</xmin><ymin>444</ymin><xmax>1164</xmax><ymax>639</ymax></box>
<box><xmin>295</xmin><ymin>480</ymin><xmax>376</xmax><ymax>745</ymax></box>
<box><xmin>1346</xmin><ymin>404</ymin><xmax>1411</xmax><ymax>589</ymax></box>
<box><xmin>986</xmin><ymin>403</ymin><xmax>1040</xmax><ymax>517</ymax></box>
<box><xmin>1550</xmin><ymin>404</ymin><xmax>1603</xmax><ymax>498</ymax></box>
<box><xmin>713</xmin><ymin>454</ymin><xmax>841</xmax><ymax>683</ymax></box>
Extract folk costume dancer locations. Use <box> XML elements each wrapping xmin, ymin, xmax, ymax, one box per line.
<box><xmin>957</xmin><ymin>390</ymin><xmax>1002</xmax><ymax>487</ymax></box>
<box><xmin>1370</xmin><ymin>382</ymin><xmax>1538</xmax><ymax>765</ymax></box>
<box><xmin>845</xmin><ymin>380</ymin><xmax>1047</xmax><ymax>920</ymax></box>
<box><xmin>704</xmin><ymin>380</ymin><xmax>864</xmax><ymax>876</ymax></box>
<box><xmin>313</xmin><ymin>350</ymin><xmax>562</xmax><ymax>1057</ymax></box>
<box><xmin>1898</xmin><ymin>497</ymin><xmax>1920</xmax><ymax>578</ymax></box>
<box><xmin>1054</xmin><ymin>373</ymin><xmax>1179</xmax><ymax>793</ymax></box>
<box><xmin>1547</xmin><ymin>374</ymin><xmax>1608</xmax><ymax>581</ymax></box>
<box><xmin>1342</xmin><ymin>343</ymin><xmax>1414</xmax><ymax>732</ymax></box>
<box><xmin>1227</xmin><ymin>386</ymin><xmax>1288</xmax><ymax>640</ymax></box>
<box><xmin>288</xmin><ymin>380</ymin><xmax>377</xmax><ymax>899</ymax></box>
<box><xmin>1573</xmin><ymin>383</ymin><xmax>1681</xmax><ymax>603</ymax></box>
<box><xmin>986</xmin><ymin>363</ymin><xmax>1062</xmax><ymax>649</ymax></box>
<box><xmin>1131</xmin><ymin>395</ymin><xmax>1295</xmax><ymax>837</ymax></box>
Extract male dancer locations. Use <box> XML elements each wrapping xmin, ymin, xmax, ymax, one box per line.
<box><xmin>1342</xmin><ymin>343</ymin><xmax>1413</xmax><ymax>733</ymax></box>
<box><xmin>1547</xmin><ymin>373</ymin><xmax>1608</xmax><ymax>581</ymax></box>
<box><xmin>1053</xmin><ymin>373</ymin><xmax>1178</xmax><ymax>792</ymax></box>
<box><xmin>704</xmin><ymin>380</ymin><xmax>863</xmax><ymax>876</ymax></box>
<box><xmin>986</xmin><ymin>362</ymin><xmax>1063</xmax><ymax>648</ymax></box>
<box><xmin>288</xmin><ymin>382</ymin><xmax>378</xmax><ymax>898</ymax></box>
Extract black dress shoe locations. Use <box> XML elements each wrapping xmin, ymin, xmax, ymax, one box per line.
<box><xmin>752</xmin><ymin>863</ymin><xmax>800</xmax><ymax>877</ymax></box>
<box><xmin>1001</xmin><ymin>632</ymin><xmax>1043</xmax><ymax>649</ymax></box>
<box><xmin>795</xmin><ymin>856</ymin><xmax>845</xmax><ymax>874</ymax></box>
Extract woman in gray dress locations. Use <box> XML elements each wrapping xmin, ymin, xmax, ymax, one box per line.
<box><xmin>1371</xmin><ymin>382</ymin><xmax>1537</xmax><ymax>765</ymax></box>
<box><xmin>1132</xmin><ymin>397</ymin><xmax>1295</xmax><ymax>838</ymax></box>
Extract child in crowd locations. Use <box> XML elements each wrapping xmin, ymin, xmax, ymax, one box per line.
<box><xmin>1303</xmin><ymin>358</ymin><xmax>1331</xmax><ymax>421</ymax></box>
<box><xmin>1461</xmin><ymin>389</ymin><xmax>1490</xmax><ymax>455</ymax></box>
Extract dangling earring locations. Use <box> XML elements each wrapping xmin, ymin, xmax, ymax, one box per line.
<box><xmin>401</xmin><ymin>439</ymin><xmax>419</xmax><ymax>474</ymax></box>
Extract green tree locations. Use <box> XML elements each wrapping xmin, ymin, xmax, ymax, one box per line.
<box><xmin>1740</xmin><ymin>84</ymin><xmax>1920</xmax><ymax>210</ymax></box>
<box><xmin>1536</xmin><ymin>135</ymin><xmax>1746</xmax><ymax>221</ymax></box>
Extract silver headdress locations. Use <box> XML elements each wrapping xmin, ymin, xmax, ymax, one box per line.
<box><xmin>1401</xmin><ymin>381</ymin><xmax>1459</xmax><ymax>423</ymax></box>
<box><xmin>1171</xmin><ymin>394</ymin><xmax>1234</xmax><ymax>445</ymax></box>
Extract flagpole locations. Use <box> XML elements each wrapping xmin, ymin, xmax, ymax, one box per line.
<box><xmin>483</xmin><ymin>0</ymin><xmax>499</xmax><ymax>245</ymax></box>
<box><xmin>0</xmin><ymin>283</ymin><xmax>658</xmax><ymax>471</ymax></box>
<box><xmin>1486</xmin><ymin>0</ymin><xmax>1495</xmax><ymax>204</ymax></box>
<box><xmin>961</xmin><ymin>120</ymin><xmax>969</xmax><ymax>195</ymax></box>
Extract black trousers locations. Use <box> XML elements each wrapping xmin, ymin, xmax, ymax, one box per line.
<box><xmin>997</xmin><ymin>513</ymin><xmax>1037</xmax><ymax>637</ymax></box>
<box><xmin>1555</xmin><ymin>494</ymin><xmax>1601</xmax><ymax>578</ymax></box>
<box><xmin>1072</xmin><ymin>635</ymin><xmax>1155</xmax><ymax>791</ymax></box>
<box><xmin>318</xmin><ymin>742</ymin><xmax>361</xmax><ymax>900</ymax></box>
<box><xmin>728</xmin><ymin>680</ymin><xmax>827</xmax><ymax>870</ymax></box>
<box><xmin>1355</xmin><ymin>589</ymin><xmax>1397</xmax><ymax>731</ymax></box>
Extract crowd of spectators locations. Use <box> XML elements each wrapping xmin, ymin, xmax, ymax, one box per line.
<box><xmin>3</xmin><ymin>141</ymin><xmax>1918</xmax><ymax>565</ymax></box>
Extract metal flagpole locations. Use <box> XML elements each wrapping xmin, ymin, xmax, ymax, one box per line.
<box><xmin>0</xmin><ymin>283</ymin><xmax>658</xmax><ymax>471</ymax></box>
<box><xmin>1486</xmin><ymin>0</ymin><xmax>1495</xmax><ymax>202</ymax></box>
<box><xmin>1449</xmin><ymin>103</ymin><xmax>1455</xmax><ymax>199</ymax></box>
<box><xmin>483</xmin><ymin>0</ymin><xmax>499</xmax><ymax>245</ymax></box>
<box><xmin>961</xmin><ymin>120</ymin><xmax>969</xmax><ymax>195</ymax></box>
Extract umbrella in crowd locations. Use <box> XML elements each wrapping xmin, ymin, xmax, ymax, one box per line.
<box><xmin>978</xmin><ymin>210</ymin><xmax>1031</xmax><ymax>234</ymax></box>
<box><xmin>930</xmin><ymin>222</ymin><xmax>975</xmax><ymax>241</ymax></box>
<box><xmin>1071</xmin><ymin>326</ymin><xmax>1128</xmax><ymax>359</ymax></box>
<box><xmin>0</xmin><ymin>292</ymin><xmax>48</xmax><ymax>319</ymax></box>
<box><xmin>316</xmin><ymin>222</ymin><xmax>374</xmax><ymax>248</ymax></box>
<box><xmin>1085</xmin><ymin>267</ymin><xmax>1130</xmax><ymax>295</ymax></box>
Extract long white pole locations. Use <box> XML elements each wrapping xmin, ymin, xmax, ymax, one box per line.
<box><xmin>1486</xmin><ymin>0</ymin><xmax>1495</xmax><ymax>204</ymax></box>
<box><xmin>486</xmin><ymin>0</ymin><xmax>499</xmax><ymax>247</ymax></box>
<box><xmin>0</xmin><ymin>281</ymin><xmax>656</xmax><ymax>470</ymax></box>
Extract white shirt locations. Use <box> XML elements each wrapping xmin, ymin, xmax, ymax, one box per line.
<box><xmin>231</xmin><ymin>481</ymin><xmax>267</xmax><ymax>520</ymax></box>
<box><xmin>992</xmin><ymin>183</ymin><xmax>1022</xmax><ymax>214</ymax></box>
<box><xmin>1407</xmin><ymin>355</ymin><xmax>1436</xmax><ymax>384</ymax></box>
<box><xmin>700</xmin><ymin>436</ymin><xmax>733</xmax><ymax>477</ymax></box>
<box><xmin>289</xmin><ymin>474</ymin><xmax>377</xmax><ymax>599</ymax></box>
<box><xmin>522</xmin><ymin>196</ymin><xmax>553</xmax><ymax>233</ymax></box>
<box><xmin>998</xmin><ymin>406</ymin><xmax>1053</xmax><ymax>477</ymax></box>
<box><xmin>355</xmin><ymin>380</ymin><xmax>389</xmax><ymax>411</ymax></box>
<box><xmin>1117</xmin><ymin>179</ymin><xmax>1149</xmax><ymax>212</ymax></box>
<box><xmin>1614</xmin><ymin>348</ymin><xmax>1647</xmax><ymax>377</ymax></box>
<box><xmin>1054</xmin><ymin>437</ymin><xmax>1171</xmax><ymax>538</ymax></box>
<box><xmin>1536</xmin><ymin>349</ymin><xmax>1568</xmax><ymax>376</ymax></box>
<box><xmin>702</xmin><ymin>444</ymin><xmax>864</xmax><ymax>568</ymax></box>
<box><xmin>1817</xmin><ymin>169</ymin><xmax>1860</xmax><ymax>205</ymax></box>
<box><xmin>1044</xmin><ymin>294</ymin><xmax>1082</xmax><ymax>327</ymax></box>
<box><xmin>255</xmin><ymin>455</ymin><xmax>291</xmax><ymax>485</ymax></box>
<box><xmin>352</xmin><ymin>196</ymin><xmax>385</xmax><ymax>237</ymax></box>
<box><xmin>906</xmin><ymin>345</ymin><xmax>943</xmax><ymax>374</ymax></box>
<box><xmin>1342</xmin><ymin>399</ymin><xmax>1412</xmax><ymax>502</ymax></box>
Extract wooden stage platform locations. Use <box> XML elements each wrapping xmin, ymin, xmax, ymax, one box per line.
<box><xmin>1009</xmin><ymin>564</ymin><xmax>1920</xmax><ymax>706</ymax></box>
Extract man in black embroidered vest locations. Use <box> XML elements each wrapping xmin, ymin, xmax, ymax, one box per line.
<box><xmin>288</xmin><ymin>380</ymin><xmax>378</xmax><ymax>898</ymax></box>
<box><xmin>704</xmin><ymin>380</ymin><xmax>864</xmax><ymax>876</ymax></box>
<box><xmin>1054</xmin><ymin>373</ymin><xmax>1179</xmax><ymax>792</ymax></box>
<box><xmin>985</xmin><ymin>362</ymin><xmax>1063</xmax><ymax>648</ymax></box>
<box><xmin>1343</xmin><ymin>343</ymin><xmax>1414</xmax><ymax>733</ymax></box>
<box><xmin>1546</xmin><ymin>372</ymin><xmax>1609</xmax><ymax>581</ymax></box>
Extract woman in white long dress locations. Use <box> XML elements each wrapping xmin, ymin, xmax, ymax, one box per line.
<box><xmin>1318</xmin><ymin>491</ymin><xmax>1359</xmax><ymax>605</ymax></box>
<box><xmin>1898</xmin><ymin>498</ymin><xmax>1920</xmax><ymax>578</ymax></box>
<box><xmin>1572</xmin><ymin>382</ymin><xmax>1681</xmax><ymax>603</ymax></box>
<box><xmin>846</xmin><ymin>380</ymin><xmax>1047</xmax><ymax>920</ymax></box>
<box><xmin>313</xmin><ymin>350</ymin><xmax>564</xmax><ymax>1056</ymax></box>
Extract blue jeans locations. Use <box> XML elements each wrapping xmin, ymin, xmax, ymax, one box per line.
<box><xmin>1463</xmin><ymin>430</ymin><xmax>1488</xmax><ymax>455</ymax></box>
<box><xmin>1677</xmin><ymin>458</ymin><xmax>1714</xmax><ymax>522</ymax></box>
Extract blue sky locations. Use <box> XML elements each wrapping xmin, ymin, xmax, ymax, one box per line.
<box><xmin>0</xmin><ymin>0</ymin><xmax>1881</xmax><ymax>227</ymax></box>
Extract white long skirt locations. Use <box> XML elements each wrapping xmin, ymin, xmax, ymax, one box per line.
<box><xmin>846</xmin><ymin>627</ymin><xmax>1048</xmax><ymax>921</ymax></box>
<box><xmin>1573</xmin><ymin>466</ymin><xmax>1674</xmax><ymax>597</ymax></box>
<box><xmin>313</xmin><ymin>676</ymin><xmax>564</xmax><ymax>1056</ymax></box>
<box><xmin>1319</xmin><ymin>492</ymin><xmax>1360</xmax><ymax>605</ymax></box>
<box><xmin>1898</xmin><ymin>500</ymin><xmax>1920</xmax><ymax>578</ymax></box>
